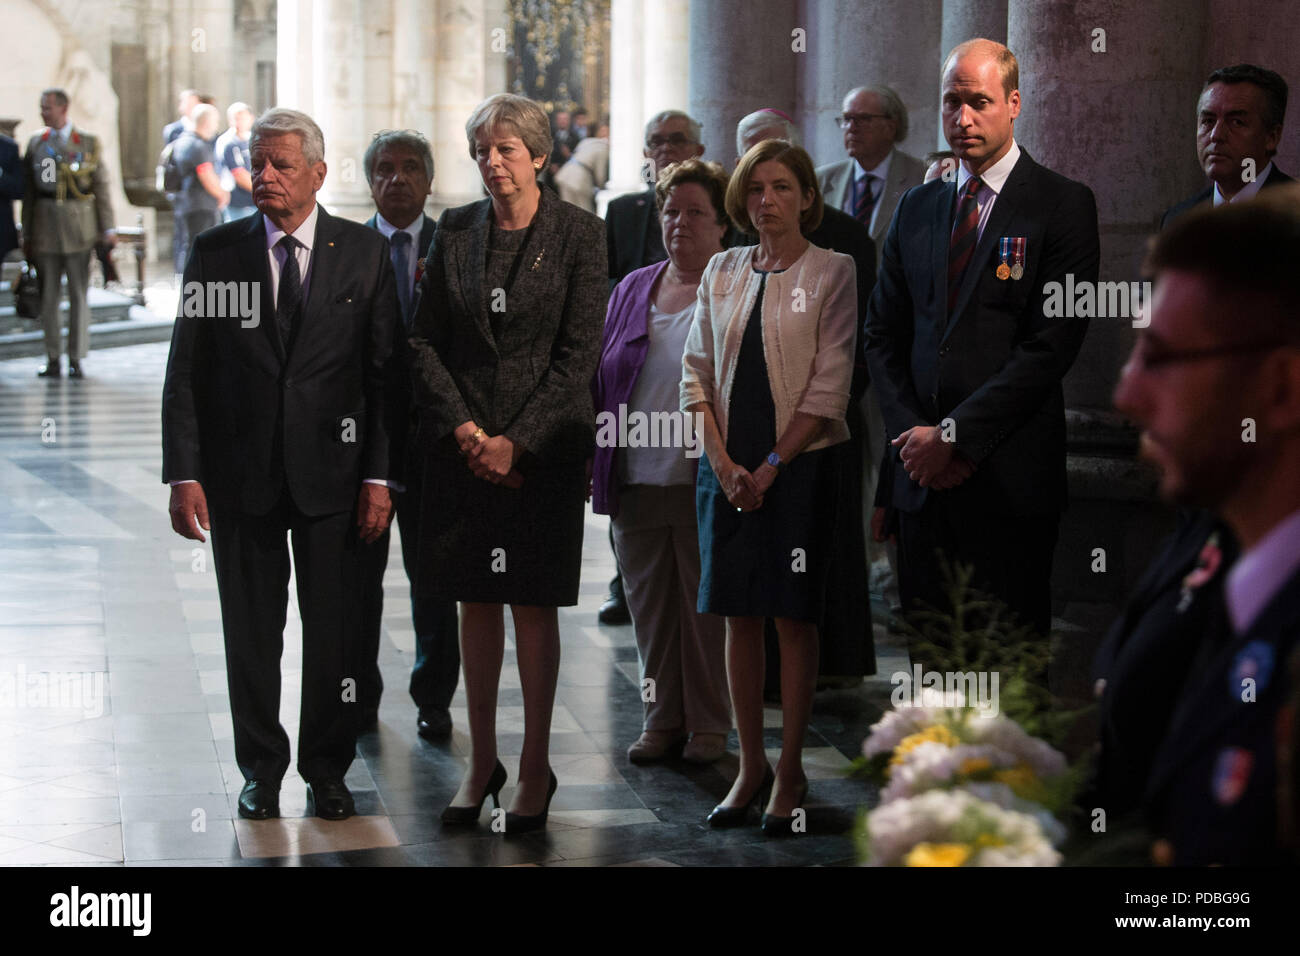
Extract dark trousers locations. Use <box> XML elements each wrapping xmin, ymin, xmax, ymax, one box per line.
<box><xmin>183</xmin><ymin>209</ymin><xmax>220</xmax><ymax>270</ymax></box>
<box><xmin>358</xmin><ymin>447</ymin><xmax>460</xmax><ymax>716</ymax></box>
<box><xmin>170</xmin><ymin>202</ymin><xmax>187</xmax><ymax>273</ymax></box>
<box><xmin>896</xmin><ymin>494</ymin><xmax>1059</xmax><ymax>641</ymax></box>
<box><xmin>210</xmin><ymin>491</ymin><xmax>365</xmax><ymax>784</ymax></box>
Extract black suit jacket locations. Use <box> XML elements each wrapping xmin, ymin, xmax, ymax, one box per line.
<box><xmin>409</xmin><ymin>186</ymin><xmax>608</xmax><ymax>464</ymax></box>
<box><xmin>864</xmin><ymin>149</ymin><xmax>1099</xmax><ymax>515</ymax></box>
<box><xmin>1090</xmin><ymin>511</ymin><xmax>1237</xmax><ymax>818</ymax></box>
<box><xmin>364</xmin><ymin>212</ymin><xmax>438</xmax><ymax>447</ymax></box>
<box><xmin>1160</xmin><ymin>163</ymin><xmax>1295</xmax><ymax>229</ymax></box>
<box><xmin>0</xmin><ymin>135</ymin><xmax>22</xmax><ymax>260</ymax></box>
<box><xmin>605</xmin><ymin>186</ymin><xmax>661</xmax><ymax>290</ymax></box>
<box><xmin>1144</xmin><ymin>559</ymin><xmax>1300</xmax><ymax>865</ymax></box>
<box><xmin>808</xmin><ymin>206</ymin><xmax>877</xmax><ymax>400</ymax></box>
<box><xmin>162</xmin><ymin>206</ymin><xmax>401</xmax><ymax>515</ymax></box>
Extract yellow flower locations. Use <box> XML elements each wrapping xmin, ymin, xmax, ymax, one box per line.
<box><xmin>973</xmin><ymin>832</ymin><xmax>1007</xmax><ymax>849</ymax></box>
<box><xmin>992</xmin><ymin>765</ymin><xmax>1046</xmax><ymax>803</ymax></box>
<box><xmin>905</xmin><ymin>842</ymin><xmax>971</xmax><ymax>867</ymax></box>
<box><xmin>891</xmin><ymin>725</ymin><xmax>960</xmax><ymax>767</ymax></box>
<box><xmin>958</xmin><ymin>757</ymin><xmax>993</xmax><ymax>776</ymax></box>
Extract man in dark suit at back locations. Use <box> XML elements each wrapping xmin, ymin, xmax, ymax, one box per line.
<box><xmin>865</xmin><ymin>38</ymin><xmax>1099</xmax><ymax>642</ymax></box>
<box><xmin>1161</xmin><ymin>64</ymin><xmax>1293</xmax><ymax>229</ymax></box>
<box><xmin>163</xmin><ymin>107</ymin><xmax>401</xmax><ymax>822</ymax></box>
<box><xmin>1111</xmin><ymin>191</ymin><xmax>1300</xmax><ymax>865</ymax></box>
<box><xmin>0</xmin><ymin>131</ymin><xmax>22</xmax><ymax>262</ymax></box>
<box><xmin>360</xmin><ymin>128</ymin><xmax>460</xmax><ymax>742</ymax></box>
<box><xmin>605</xmin><ymin>110</ymin><xmax>706</xmax><ymax>290</ymax></box>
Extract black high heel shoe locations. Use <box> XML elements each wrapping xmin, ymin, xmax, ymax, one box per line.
<box><xmin>504</xmin><ymin>768</ymin><xmax>558</xmax><ymax>834</ymax></box>
<box><xmin>441</xmin><ymin>759</ymin><xmax>507</xmax><ymax>825</ymax></box>
<box><xmin>760</xmin><ymin>777</ymin><xmax>809</xmax><ymax>837</ymax></box>
<box><xmin>706</xmin><ymin>765</ymin><xmax>775</xmax><ymax>828</ymax></box>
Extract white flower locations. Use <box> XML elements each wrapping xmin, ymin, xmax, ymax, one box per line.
<box><xmin>879</xmin><ymin>741</ymin><xmax>1015</xmax><ymax>803</ymax></box>
<box><xmin>863</xmin><ymin>789</ymin><xmax>1061</xmax><ymax>867</ymax></box>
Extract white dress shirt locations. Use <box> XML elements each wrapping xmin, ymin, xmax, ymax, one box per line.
<box><xmin>1213</xmin><ymin>160</ymin><xmax>1274</xmax><ymax>206</ymax></box>
<box><xmin>955</xmin><ymin>139</ymin><xmax>1022</xmax><ymax>240</ymax></box>
<box><xmin>264</xmin><ymin>203</ymin><xmax>319</xmax><ymax>306</ymax></box>
<box><xmin>1225</xmin><ymin>507</ymin><xmax>1300</xmax><ymax>636</ymax></box>
<box><xmin>373</xmin><ymin>211</ymin><xmax>425</xmax><ymax>298</ymax></box>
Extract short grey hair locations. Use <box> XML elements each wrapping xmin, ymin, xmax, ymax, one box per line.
<box><xmin>226</xmin><ymin>101</ymin><xmax>253</xmax><ymax>126</ymax></box>
<box><xmin>465</xmin><ymin>93</ymin><xmax>552</xmax><ymax>163</ymax></box>
<box><xmin>250</xmin><ymin>107</ymin><xmax>325</xmax><ymax>165</ymax></box>
<box><xmin>843</xmin><ymin>85</ymin><xmax>908</xmax><ymax>143</ymax></box>
<box><xmin>644</xmin><ymin>109</ymin><xmax>702</xmax><ymax>146</ymax></box>
<box><xmin>364</xmin><ymin>129</ymin><xmax>435</xmax><ymax>186</ymax></box>
<box><xmin>735</xmin><ymin>108</ymin><xmax>801</xmax><ymax>156</ymax></box>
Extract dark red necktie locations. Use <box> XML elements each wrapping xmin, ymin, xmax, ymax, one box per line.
<box><xmin>947</xmin><ymin>176</ymin><xmax>982</xmax><ymax>316</ymax></box>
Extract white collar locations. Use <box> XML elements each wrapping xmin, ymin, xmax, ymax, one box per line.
<box><xmin>374</xmin><ymin>211</ymin><xmax>424</xmax><ymax>244</ymax></box>
<box><xmin>854</xmin><ymin>149</ymin><xmax>893</xmax><ymax>183</ymax></box>
<box><xmin>264</xmin><ymin>203</ymin><xmax>320</xmax><ymax>253</ymax></box>
<box><xmin>957</xmin><ymin>139</ymin><xmax>1021</xmax><ymax>196</ymax></box>
<box><xmin>1213</xmin><ymin>161</ymin><xmax>1274</xmax><ymax>205</ymax></box>
<box><xmin>53</xmin><ymin>122</ymin><xmax>74</xmax><ymax>140</ymax></box>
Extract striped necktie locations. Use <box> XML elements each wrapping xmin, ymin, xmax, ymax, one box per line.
<box><xmin>854</xmin><ymin>173</ymin><xmax>877</xmax><ymax>228</ymax></box>
<box><xmin>947</xmin><ymin>176</ymin><xmax>982</xmax><ymax>316</ymax></box>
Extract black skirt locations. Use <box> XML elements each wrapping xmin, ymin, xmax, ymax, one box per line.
<box><xmin>695</xmin><ymin>273</ymin><xmax>835</xmax><ymax>622</ymax></box>
<box><xmin>417</xmin><ymin>439</ymin><xmax>587</xmax><ymax>607</ymax></box>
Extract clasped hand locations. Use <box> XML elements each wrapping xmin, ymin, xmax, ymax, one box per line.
<box><xmin>720</xmin><ymin>459</ymin><xmax>777</xmax><ymax>512</ymax></box>
<box><xmin>893</xmin><ymin>425</ymin><xmax>974</xmax><ymax>490</ymax></box>
<box><xmin>454</xmin><ymin>420</ymin><xmax>523</xmax><ymax>488</ymax></box>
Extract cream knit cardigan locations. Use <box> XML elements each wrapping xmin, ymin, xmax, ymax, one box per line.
<box><xmin>680</xmin><ymin>242</ymin><xmax>857</xmax><ymax>453</ymax></box>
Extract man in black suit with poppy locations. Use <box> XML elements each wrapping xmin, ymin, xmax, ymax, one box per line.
<box><xmin>1161</xmin><ymin>64</ymin><xmax>1293</xmax><ymax>230</ymax></box>
<box><xmin>162</xmin><ymin>108</ymin><xmax>402</xmax><ymax>821</ymax></box>
<box><xmin>864</xmin><ymin>38</ymin><xmax>1099</xmax><ymax>641</ymax></box>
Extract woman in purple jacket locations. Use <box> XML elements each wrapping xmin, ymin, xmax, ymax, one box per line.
<box><xmin>592</xmin><ymin>160</ymin><xmax>732</xmax><ymax>766</ymax></box>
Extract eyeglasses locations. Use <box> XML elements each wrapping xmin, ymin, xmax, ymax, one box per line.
<box><xmin>837</xmin><ymin>113</ymin><xmax>889</xmax><ymax>128</ymax></box>
<box><xmin>1130</xmin><ymin>338</ymin><xmax>1286</xmax><ymax>371</ymax></box>
<box><xmin>647</xmin><ymin>133</ymin><xmax>695</xmax><ymax>149</ymax></box>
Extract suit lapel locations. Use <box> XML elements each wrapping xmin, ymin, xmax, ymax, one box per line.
<box><xmin>452</xmin><ymin>200</ymin><xmax>495</xmax><ymax>352</ymax></box>
<box><xmin>496</xmin><ymin>188</ymin><xmax>561</xmax><ymax>335</ymax></box>
<box><xmin>943</xmin><ymin>152</ymin><xmax>1032</xmax><ymax>345</ymax></box>
<box><xmin>931</xmin><ymin>180</ymin><xmax>955</xmax><ymax>329</ymax></box>
<box><xmin>294</xmin><ymin>206</ymin><xmax>339</xmax><ymax>364</ymax></box>
<box><xmin>236</xmin><ymin>211</ymin><xmax>282</xmax><ymax>363</ymax></box>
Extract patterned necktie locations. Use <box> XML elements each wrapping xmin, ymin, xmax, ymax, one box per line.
<box><xmin>947</xmin><ymin>176</ymin><xmax>983</xmax><ymax>316</ymax></box>
<box><xmin>389</xmin><ymin>230</ymin><xmax>412</xmax><ymax>323</ymax></box>
<box><xmin>276</xmin><ymin>235</ymin><xmax>302</xmax><ymax>349</ymax></box>
<box><xmin>854</xmin><ymin>173</ymin><xmax>877</xmax><ymax>228</ymax></box>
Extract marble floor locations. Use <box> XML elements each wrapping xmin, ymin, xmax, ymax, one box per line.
<box><xmin>0</xmin><ymin>343</ymin><xmax>901</xmax><ymax>866</ymax></box>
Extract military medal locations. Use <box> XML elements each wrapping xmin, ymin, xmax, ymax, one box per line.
<box><xmin>1010</xmin><ymin>237</ymin><xmax>1026</xmax><ymax>280</ymax></box>
<box><xmin>995</xmin><ymin>237</ymin><xmax>1011</xmax><ymax>280</ymax></box>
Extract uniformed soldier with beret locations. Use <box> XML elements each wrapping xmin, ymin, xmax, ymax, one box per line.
<box><xmin>22</xmin><ymin>87</ymin><xmax>115</xmax><ymax>378</ymax></box>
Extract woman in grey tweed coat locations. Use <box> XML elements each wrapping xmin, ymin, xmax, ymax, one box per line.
<box><xmin>408</xmin><ymin>94</ymin><xmax>608</xmax><ymax>831</ymax></box>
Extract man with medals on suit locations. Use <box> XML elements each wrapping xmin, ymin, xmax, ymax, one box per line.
<box><xmin>864</xmin><ymin>39</ymin><xmax>1100</xmax><ymax>646</ymax></box>
<box><xmin>162</xmin><ymin>108</ymin><xmax>402</xmax><ymax>821</ymax></box>
<box><xmin>359</xmin><ymin>129</ymin><xmax>460</xmax><ymax>742</ymax></box>
<box><xmin>1106</xmin><ymin>191</ymin><xmax>1300</xmax><ymax>865</ymax></box>
<box><xmin>22</xmin><ymin>88</ymin><xmax>116</xmax><ymax>378</ymax></box>
<box><xmin>1161</xmin><ymin>64</ymin><xmax>1292</xmax><ymax>230</ymax></box>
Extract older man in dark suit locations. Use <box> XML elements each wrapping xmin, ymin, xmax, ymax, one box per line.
<box><xmin>1111</xmin><ymin>191</ymin><xmax>1300</xmax><ymax>865</ymax></box>
<box><xmin>1161</xmin><ymin>64</ymin><xmax>1293</xmax><ymax>229</ymax></box>
<box><xmin>865</xmin><ymin>39</ymin><xmax>1099</xmax><ymax>641</ymax></box>
<box><xmin>359</xmin><ymin>128</ymin><xmax>459</xmax><ymax>742</ymax></box>
<box><xmin>163</xmin><ymin>108</ymin><xmax>401</xmax><ymax>821</ymax></box>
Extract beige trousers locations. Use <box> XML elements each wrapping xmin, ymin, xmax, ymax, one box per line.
<box><xmin>612</xmin><ymin>483</ymin><xmax>731</xmax><ymax>734</ymax></box>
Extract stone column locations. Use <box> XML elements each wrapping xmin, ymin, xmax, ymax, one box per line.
<box><xmin>688</xmin><ymin>0</ymin><xmax>800</xmax><ymax>168</ymax></box>
<box><xmin>939</xmin><ymin>0</ymin><xmax>1008</xmax><ymax>143</ymax></box>
<box><xmin>308</xmin><ymin>0</ymin><xmax>374</xmax><ymax>218</ymax></box>
<box><xmin>1007</xmin><ymin>0</ymin><xmax>1211</xmax><ymax>695</ymax></box>
<box><xmin>605</xmin><ymin>0</ymin><xmax>648</xmax><ymax>198</ymax></box>
<box><xmin>800</xmin><ymin>0</ymin><xmax>944</xmax><ymax>168</ymax></box>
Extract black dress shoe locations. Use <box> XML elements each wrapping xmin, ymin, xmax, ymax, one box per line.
<box><xmin>417</xmin><ymin>707</ymin><xmax>452</xmax><ymax>741</ymax></box>
<box><xmin>441</xmin><ymin>759</ymin><xmax>507</xmax><ymax>825</ymax></box>
<box><xmin>67</xmin><ymin>362</ymin><xmax>84</xmax><ymax>379</ymax></box>
<box><xmin>504</xmin><ymin>768</ymin><xmax>558</xmax><ymax>835</ymax></box>
<box><xmin>37</xmin><ymin>363</ymin><xmax>61</xmax><ymax>378</ymax></box>
<box><xmin>597</xmin><ymin>590</ymin><xmax>630</xmax><ymax>625</ymax></box>
<box><xmin>306</xmin><ymin>778</ymin><xmax>355</xmax><ymax>820</ymax></box>
<box><xmin>237</xmin><ymin>780</ymin><xmax>280</xmax><ymax>820</ymax></box>
<box><xmin>706</xmin><ymin>765</ymin><xmax>774</xmax><ymax>828</ymax></box>
<box><xmin>760</xmin><ymin>779</ymin><xmax>809</xmax><ymax>837</ymax></box>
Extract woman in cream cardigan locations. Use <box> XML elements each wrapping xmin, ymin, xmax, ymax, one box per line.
<box><xmin>680</xmin><ymin>139</ymin><xmax>857</xmax><ymax>835</ymax></box>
